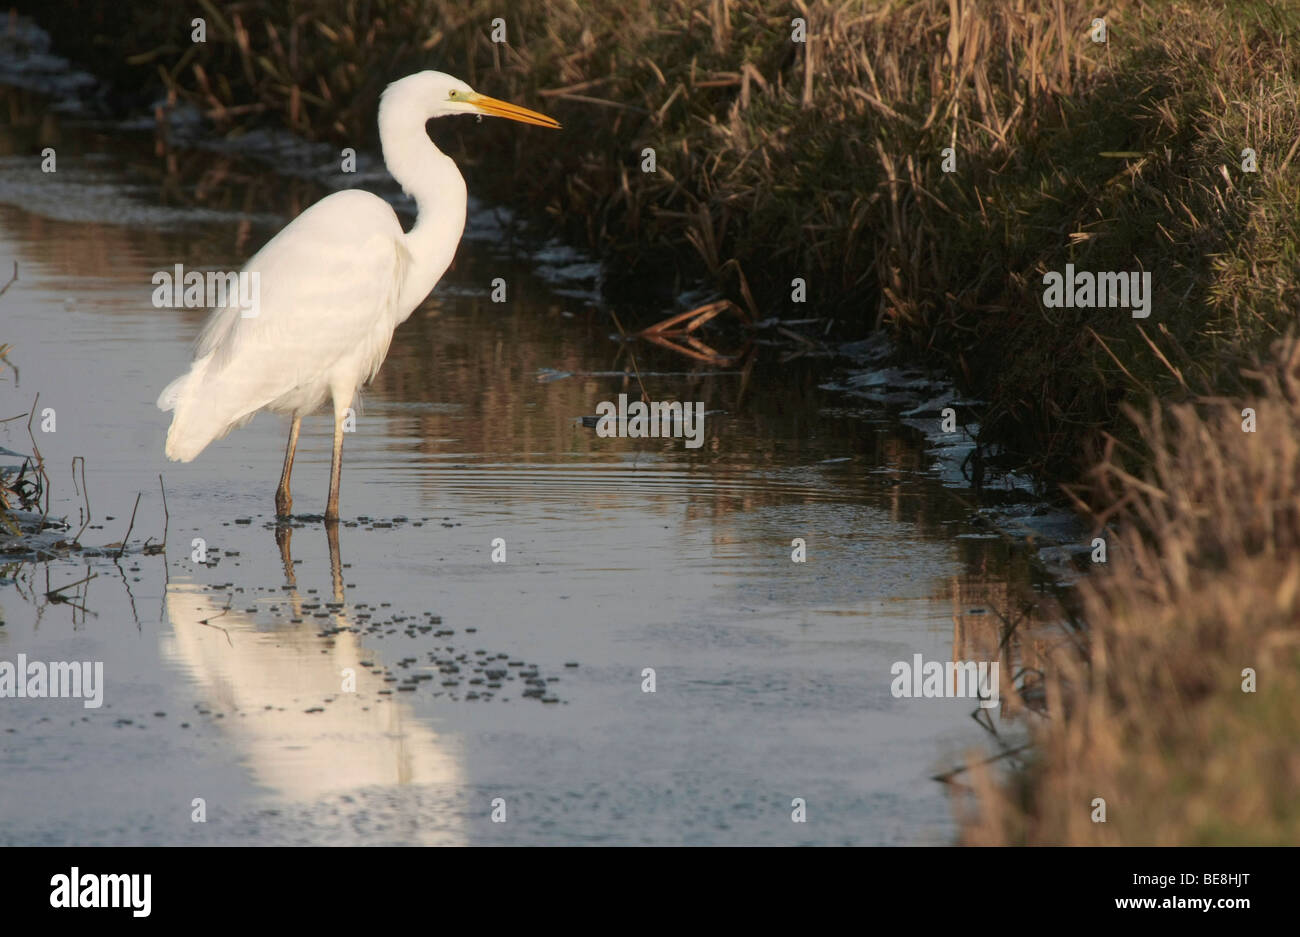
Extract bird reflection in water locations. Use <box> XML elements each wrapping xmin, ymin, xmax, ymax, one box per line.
<box><xmin>162</xmin><ymin>521</ymin><xmax>462</xmax><ymax>831</ymax></box>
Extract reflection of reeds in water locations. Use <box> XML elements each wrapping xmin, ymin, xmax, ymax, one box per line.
<box><xmin>0</xmin><ymin>83</ymin><xmax>328</xmax><ymax>275</ymax></box>
<box><xmin>946</xmin><ymin>572</ymin><xmax>1057</xmax><ymax>720</ymax></box>
<box><xmin>160</xmin><ymin>579</ymin><xmax>462</xmax><ymax>815</ymax></box>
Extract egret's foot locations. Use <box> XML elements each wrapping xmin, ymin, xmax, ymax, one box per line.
<box><xmin>275</xmin><ymin>490</ymin><xmax>292</xmax><ymax>518</ymax></box>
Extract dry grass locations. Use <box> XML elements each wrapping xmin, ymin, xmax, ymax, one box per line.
<box><xmin>442</xmin><ymin>1</ymin><xmax>1297</xmax><ymax>487</ymax></box>
<box><xmin>24</xmin><ymin>0</ymin><xmax>1293</xmax><ymax>478</ymax></box>
<box><xmin>963</xmin><ymin>336</ymin><xmax>1300</xmax><ymax>844</ymax></box>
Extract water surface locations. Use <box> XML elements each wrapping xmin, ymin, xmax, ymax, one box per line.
<box><xmin>0</xmin><ymin>83</ymin><xmax>1056</xmax><ymax>845</ymax></box>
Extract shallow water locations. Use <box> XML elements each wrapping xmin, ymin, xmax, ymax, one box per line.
<box><xmin>0</xmin><ymin>83</ymin><xmax>1059</xmax><ymax>845</ymax></box>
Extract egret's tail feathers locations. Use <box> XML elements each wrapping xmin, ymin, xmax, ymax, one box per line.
<box><xmin>157</xmin><ymin>370</ymin><xmax>201</xmax><ymax>461</ymax></box>
<box><xmin>163</xmin><ymin>404</ymin><xmax>257</xmax><ymax>462</ymax></box>
<box><xmin>158</xmin><ymin>362</ymin><xmax>253</xmax><ymax>462</ymax></box>
<box><xmin>163</xmin><ymin>423</ymin><xmax>210</xmax><ymax>463</ymax></box>
<box><xmin>156</xmin><ymin>373</ymin><xmax>189</xmax><ymax>413</ymax></box>
<box><xmin>163</xmin><ymin>399</ymin><xmax>220</xmax><ymax>462</ymax></box>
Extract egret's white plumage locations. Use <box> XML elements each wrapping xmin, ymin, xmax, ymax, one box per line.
<box><xmin>156</xmin><ymin>71</ymin><xmax>559</xmax><ymax>519</ymax></box>
<box><xmin>157</xmin><ymin>190</ymin><xmax>412</xmax><ymax>460</ymax></box>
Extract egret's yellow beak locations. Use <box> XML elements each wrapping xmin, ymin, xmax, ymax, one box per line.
<box><xmin>466</xmin><ymin>92</ymin><xmax>561</xmax><ymax>129</ymax></box>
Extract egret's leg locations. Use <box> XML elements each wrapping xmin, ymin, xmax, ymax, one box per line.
<box><xmin>275</xmin><ymin>415</ymin><xmax>302</xmax><ymax>518</ymax></box>
<box><xmin>325</xmin><ymin>410</ymin><xmax>345</xmax><ymax>523</ymax></box>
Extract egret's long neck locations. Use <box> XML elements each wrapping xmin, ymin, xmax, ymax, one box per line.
<box><xmin>379</xmin><ymin>107</ymin><xmax>468</xmax><ymax>317</ymax></box>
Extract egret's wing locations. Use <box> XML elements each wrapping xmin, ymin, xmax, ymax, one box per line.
<box><xmin>202</xmin><ymin>190</ymin><xmax>408</xmax><ymax>395</ymax></box>
<box><xmin>159</xmin><ymin>190</ymin><xmax>409</xmax><ymax>461</ymax></box>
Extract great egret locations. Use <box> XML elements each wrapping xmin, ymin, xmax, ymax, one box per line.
<box><xmin>157</xmin><ymin>71</ymin><xmax>559</xmax><ymax>521</ymax></box>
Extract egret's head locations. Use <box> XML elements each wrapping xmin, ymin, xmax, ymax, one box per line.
<box><xmin>381</xmin><ymin>70</ymin><xmax>560</xmax><ymax>129</ymax></box>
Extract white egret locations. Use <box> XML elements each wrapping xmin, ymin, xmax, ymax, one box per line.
<box><xmin>157</xmin><ymin>71</ymin><xmax>559</xmax><ymax>521</ymax></box>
